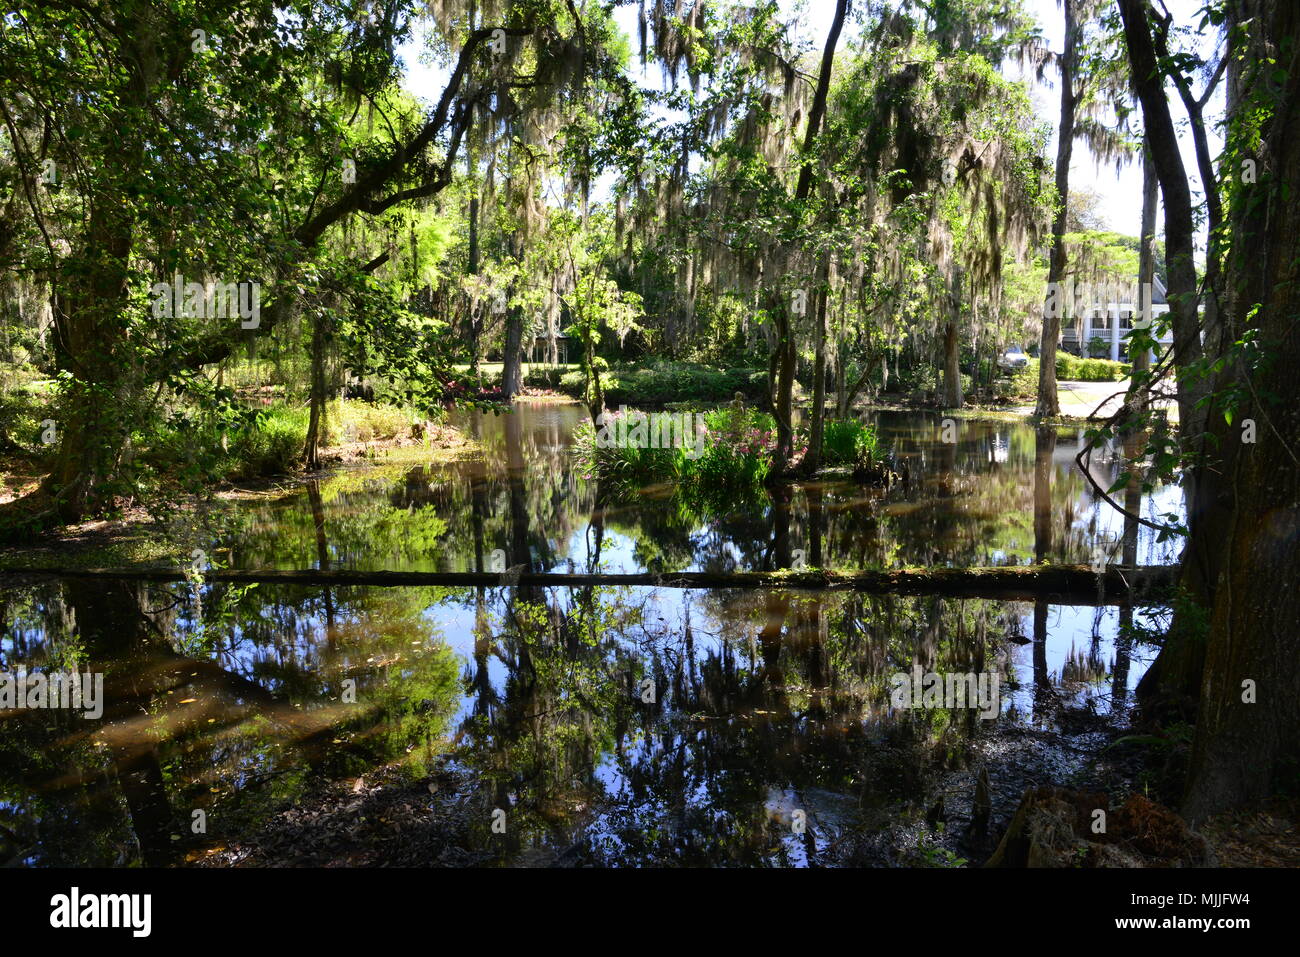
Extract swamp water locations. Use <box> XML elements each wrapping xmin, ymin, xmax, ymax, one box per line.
<box><xmin>0</xmin><ymin>404</ymin><xmax>1182</xmax><ymax>866</ymax></box>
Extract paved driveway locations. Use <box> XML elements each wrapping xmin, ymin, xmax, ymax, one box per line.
<box><xmin>1012</xmin><ymin>379</ymin><xmax>1179</xmax><ymax>422</ymax></box>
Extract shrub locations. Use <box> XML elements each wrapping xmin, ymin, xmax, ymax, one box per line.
<box><xmin>902</xmin><ymin>365</ymin><xmax>938</xmax><ymax>395</ymax></box>
<box><xmin>852</xmin><ymin>423</ymin><xmax>885</xmax><ymax>466</ymax></box>
<box><xmin>1056</xmin><ymin>354</ymin><xmax>1130</xmax><ymax>381</ymax></box>
<box><xmin>574</xmin><ymin>403</ymin><xmax>895</xmax><ymax>516</ymax></box>
<box><xmin>694</xmin><ymin>404</ymin><xmax>777</xmax><ymax>488</ymax></box>
<box><xmin>219</xmin><ymin>399</ymin><xmax>420</xmax><ymax>478</ymax></box>
<box><xmin>820</xmin><ymin>417</ymin><xmax>889</xmax><ymax>478</ymax></box>
<box><xmin>326</xmin><ymin>399</ymin><xmax>410</xmax><ymax>443</ymax></box>
<box><xmin>572</xmin><ymin>411</ymin><xmax>686</xmax><ymax>494</ymax></box>
<box><xmin>559</xmin><ymin>368</ymin><xmax>590</xmax><ymax>394</ymax></box>
<box><xmin>226</xmin><ymin>403</ymin><xmax>310</xmax><ymax>477</ymax></box>
<box><xmin>1002</xmin><ymin>356</ymin><xmax>1129</xmax><ymax>395</ymax></box>
<box><xmin>573</xmin><ymin>403</ymin><xmax>777</xmax><ymax>503</ymax></box>
<box><xmin>0</xmin><ymin>376</ymin><xmax>50</xmax><ymax>455</ymax></box>
<box><xmin>523</xmin><ymin>366</ymin><xmax>569</xmax><ymax>389</ymax></box>
<box><xmin>1007</xmin><ymin>359</ymin><xmax>1040</xmax><ymax>398</ymax></box>
<box><xmin>822</xmin><ymin>418</ymin><xmax>884</xmax><ymax>465</ymax></box>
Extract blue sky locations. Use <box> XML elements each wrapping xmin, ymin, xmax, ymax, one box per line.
<box><xmin>1019</xmin><ymin>0</ymin><xmax>1222</xmax><ymax>242</ymax></box>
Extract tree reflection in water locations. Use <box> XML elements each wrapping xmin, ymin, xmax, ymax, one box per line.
<box><xmin>0</xmin><ymin>404</ymin><xmax>1175</xmax><ymax>866</ymax></box>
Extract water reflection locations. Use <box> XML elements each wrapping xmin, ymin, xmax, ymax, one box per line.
<box><xmin>206</xmin><ymin>404</ymin><xmax>1181</xmax><ymax>576</ymax></box>
<box><xmin>0</xmin><ymin>403</ymin><xmax>1177</xmax><ymax>866</ymax></box>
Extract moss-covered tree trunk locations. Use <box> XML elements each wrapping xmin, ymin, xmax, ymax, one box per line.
<box><xmin>501</xmin><ymin>301</ymin><xmax>524</xmax><ymax>400</ymax></box>
<box><xmin>804</xmin><ymin>268</ymin><xmax>830</xmax><ymax>473</ymax></box>
<box><xmin>942</xmin><ymin>315</ymin><xmax>963</xmax><ymax>409</ymax></box>
<box><xmin>41</xmin><ymin>105</ymin><xmax>145</xmax><ymax>524</ymax></box>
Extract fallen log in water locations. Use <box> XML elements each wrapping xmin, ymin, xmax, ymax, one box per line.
<box><xmin>0</xmin><ymin>563</ymin><xmax>1176</xmax><ymax>604</ymax></box>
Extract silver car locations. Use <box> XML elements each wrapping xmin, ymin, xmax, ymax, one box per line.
<box><xmin>998</xmin><ymin>347</ymin><xmax>1030</xmax><ymax>371</ymax></box>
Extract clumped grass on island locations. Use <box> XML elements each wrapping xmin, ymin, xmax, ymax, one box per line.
<box><xmin>573</xmin><ymin>406</ymin><xmax>888</xmax><ymax>508</ymax></box>
<box><xmin>821</xmin><ymin>418</ymin><xmax>885</xmax><ymax>468</ymax></box>
<box><xmin>572</xmin><ymin>405</ymin><xmax>775</xmax><ymax>500</ymax></box>
<box><xmin>156</xmin><ymin>399</ymin><xmax>439</xmax><ymax>482</ymax></box>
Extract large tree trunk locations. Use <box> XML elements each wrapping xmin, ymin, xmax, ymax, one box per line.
<box><xmin>43</xmin><ymin>205</ymin><xmax>138</xmax><ymax>523</ymax></box>
<box><xmin>1118</xmin><ymin>0</ymin><xmax>1206</xmax><ymax>439</ymax></box>
<box><xmin>1034</xmin><ymin>0</ymin><xmax>1078</xmax><ymax>418</ymax></box>
<box><xmin>8</xmin><ymin>21</ymin><xmax>151</xmax><ymax>527</ymax></box>
<box><xmin>1180</xmin><ymin>0</ymin><xmax>1300</xmax><ymax>821</ymax></box>
<box><xmin>304</xmin><ymin>310</ymin><xmax>328</xmax><ymax>469</ymax></box>
<box><xmin>30</xmin><ymin>43</ymin><xmax>150</xmax><ymax>526</ymax></box>
<box><xmin>942</xmin><ymin>315</ymin><xmax>963</xmax><ymax>409</ymax></box>
<box><xmin>804</xmin><ymin>266</ymin><xmax>830</xmax><ymax>473</ymax></box>
<box><xmin>1120</xmin><ymin>0</ymin><xmax>1216</xmax><ymax>713</ymax></box>
<box><xmin>501</xmin><ymin>303</ymin><xmax>525</xmax><ymax>400</ymax></box>
<box><xmin>1131</xmin><ymin>138</ymin><xmax>1209</xmax><ymax>715</ymax></box>
<box><xmin>1150</xmin><ymin>9</ymin><xmax>1225</xmax><ymax>360</ymax></box>
<box><xmin>772</xmin><ymin>296</ymin><xmax>797</xmax><ymax>472</ymax></box>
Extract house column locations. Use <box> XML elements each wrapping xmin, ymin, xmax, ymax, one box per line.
<box><xmin>1110</xmin><ymin>304</ymin><xmax>1121</xmax><ymax>362</ymax></box>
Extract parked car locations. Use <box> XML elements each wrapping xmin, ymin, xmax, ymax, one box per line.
<box><xmin>997</xmin><ymin>347</ymin><xmax>1030</xmax><ymax>371</ymax></box>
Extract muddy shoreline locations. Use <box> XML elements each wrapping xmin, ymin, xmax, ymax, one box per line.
<box><xmin>178</xmin><ymin>711</ymin><xmax>1171</xmax><ymax>868</ymax></box>
<box><xmin>180</xmin><ymin>692</ymin><xmax>1299</xmax><ymax>869</ymax></box>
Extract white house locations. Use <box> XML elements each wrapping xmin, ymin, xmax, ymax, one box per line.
<box><xmin>1058</xmin><ymin>274</ymin><xmax>1176</xmax><ymax>363</ymax></box>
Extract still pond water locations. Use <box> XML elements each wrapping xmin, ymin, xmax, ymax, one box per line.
<box><xmin>1</xmin><ymin>403</ymin><xmax>1182</xmax><ymax>866</ymax></box>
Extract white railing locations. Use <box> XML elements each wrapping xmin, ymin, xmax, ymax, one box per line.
<box><xmin>1062</xmin><ymin>303</ymin><xmax>1173</xmax><ymax>362</ymax></box>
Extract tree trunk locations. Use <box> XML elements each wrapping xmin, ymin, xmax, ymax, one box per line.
<box><xmin>465</xmin><ymin>95</ymin><xmax>484</xmax><ymax>377</ymax></box>
<box><xmin>467</xmin><ymin>200</ymin><xmax>481</xmax><ymax>375</ymax></box>
<box><xmin>576</xmin><ymin>301</ymin><xmax>605</xmax><ymax>424</ymax></box>
<box><xmin>772</xmin><ymin>294</ymin><xmax>797</xmax><ymax>472</ymax></box>
<box><xmin>769</xmin><ymin>0</ymin><xmax>850</xmax><ymax>476</ymax></box>
<box><xmin>304</xmin><ymin>310</ymin><xmax>328</xmax><ymax>469</ymax></box>
<box><xmin>835</xmin><ymin>350</ymin><xmax>848</xmax><ymax>417</ymax></box>
<box><xmin>942</xmin><ymin>315</ymin><xmax>963</xmax><ymax>409</ymax></box>
<box><xmin>1150</xmin><ymin>10</ymin><xmax>1225</xmax><ymax>360</ymax></box>
<box><xmin>36</xmin><ymin>66</ymin><xmax>146</xmax><ymax>525</ymax></box>
<box><xmin>1121</xmin><ymin>0</ymin><xmax>1217</xmax><ymax>715</ymax></box>
<box><xmin>804</xmin><ymin>265</ymin><xmax>830</xmax><ymax>473</ymax></box>
<box><xmin>501</xmin><ymin>303</ymin><xmax>524</xmax><ymax>400</ymax></box>
<box><xmin>1034</xmin><ymin>0</ymin><xmax>1078</xmax><ymax>418</ymax></box>
<box><xmin>1180</xmin><ymin>0</ymin><xmax>1300</xmax><ymax>822</ymax></box>
<box><xmin>1118</xmin><ymin>0</ymin><xmax>1206</xmax><ymax>438</ymax></box>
